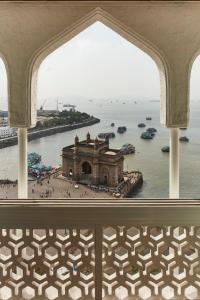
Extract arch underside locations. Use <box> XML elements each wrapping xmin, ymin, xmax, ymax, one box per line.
<box><xmin>28</xmin><ymin>7</ymin><xmax>170</xmax><ymax>128</ymax></box>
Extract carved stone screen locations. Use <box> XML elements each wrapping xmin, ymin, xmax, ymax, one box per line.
<box><xmin>0</xmin><ymin>228</ymin><xmax>95</xmax><ymax>300</ymax></box>
<box><xmin>0</xmin><ymin>226</ymin><xmax>200</xmax><ymax>299</ymax></box>
<box><xmin>103</xmin><ymin>226</ymin><xmax>200</xmax><ymax>300</ymax></box>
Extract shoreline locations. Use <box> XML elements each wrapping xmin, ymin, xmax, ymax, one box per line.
<box><xmin>0</xmin><ymin>117</ymin><xmax>100</xmax><ymax>149</ymax></box>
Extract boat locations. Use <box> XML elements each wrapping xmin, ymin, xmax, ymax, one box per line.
<box><xmin>138</xmin><ymin>123</ymin><xmax>146</xmax><ymax>128</ymax></box>
<box><xmin>140</xmin><ymin>132</ymin><xmax>153</xmax><ymax>139</ymax></box>
<box><xmin>146</xmin><ymin>117</ymin><xmax>152</xmax><ymax>120</ymax></box>
<box><xmin>161</xmin><ymin>146</ymin><xmax>170</xmax><ymax>153</ymax></box>
<box><xmin>179</xmin><ymin>136</ymin><xmax>189</xmax><ymax>142</ymax></box>
<box><xmin>120</xmin><ymin>144</ymin><xmax>135</xmax><ymax>155</ymax></box>
<box><xmin>117</xmin><ymin>126</ymin><xmax>127</xmax><ymax>134</ymax></box>
<box><xmin>180</xmin><ymin>127</ymin><xmax>187</xmax><ymax>130</ymax></box>
<box><xmin>98</xmin><ymin>132</ymin><xmax>115</xmax><ymax>139</ymax></box>
<box><xmin>28</xmin><ymin>152</ymin><xmax>41</xmax><ymax>165</ymax></box>
<box><xmin>111</xmin><ymin>123</ymin><xmax>115</xmax><ymax>127</ymax></box>
<box><xmin>146</xmin><ymin>128</ymin><xmax>157</xmax><ymax>133</ymax></box>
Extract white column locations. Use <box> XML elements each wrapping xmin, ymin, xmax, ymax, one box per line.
<box><xmin>18</xmin><ymin>128</ymin><xmax>28</xmax><ymax>198</ymax></box>
<box><xmin>169</xmin><ymin>128</ymin><xmax>179</xmax><ymax>199</ymax></box>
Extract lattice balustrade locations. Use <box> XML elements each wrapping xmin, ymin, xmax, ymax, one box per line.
<box><xmin>0</xmin><ymin>225</ymin><xmax>200</xmax><ymax>299</ymax></box>
<box><xmin>103</xmin><ymin>225</ymin><xmax>200</xmax><ymax>300</ymax></box>
<box><xmin>0</xmin><ymin>228</ymin><xmax>95</xmax><ymax>300</ymax></box>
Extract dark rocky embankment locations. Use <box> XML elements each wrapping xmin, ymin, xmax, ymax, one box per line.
<box><xmin>0</xmin><ymin>118</ymin><xmax>100</xmax><ymax>149</ymax></box>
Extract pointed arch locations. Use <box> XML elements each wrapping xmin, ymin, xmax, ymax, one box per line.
<box><xmin>0</xmin><ymin>54</ymin><xmax>10</xmax><ymax>120</ymax></box>
<box><xmin>188</xmin><ymin>49</ymin><xmax>200</xmax><ymax>117</ymax></box>
<box><xmin>27</xmin><ymin>7</ymin><xmax>170</xmax><ymax>128</ymax></box>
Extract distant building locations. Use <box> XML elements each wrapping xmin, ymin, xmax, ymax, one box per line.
<box><xmin>62</xmin><ymin>133</ymin><xmax>124</xmax><ymax>187</ymax></box>
<box><xmin>0</xmin><ymin>117</ymin><xmax>8</xmax><ymax>127</ymax></box>
<box><xmin>0</xmin><ymin>126</ymin><xmax>17</xmax><ymax>138</ymax></box>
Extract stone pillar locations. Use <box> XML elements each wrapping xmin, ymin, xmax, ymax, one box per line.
<box><xmin>73</xmin><ymin>156</ymin><xmax>79</xmax><ymax>181</ymax></box>
<box><xmin>169</xmin><ymin>128</ymin><xmax>179</xmax><ymax>199</ymax></box>
<box><xmin>92</xmin><ymin>162</ymin><xmax>99</xmax><ymax>185</ymax></box>
<box><xmin>113</xmin><ymin>166</ymin><xmax>119</xmax><ymax>187</ymax></box>
<box><xmin>18</xmin><ymin>128</ymin><xmax>28</xmax><ymax>198</ymax></box>
<box><xmin>73</xmin><ymin>136</ymin><xmax>79</xmax><ymax>181</ymax></box>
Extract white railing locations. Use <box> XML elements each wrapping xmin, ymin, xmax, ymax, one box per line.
<box><xmin>0</xmin><ymin>200</ymin><xmax>199</xmax><ymax>300</ymax></box>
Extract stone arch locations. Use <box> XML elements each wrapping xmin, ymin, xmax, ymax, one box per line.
<box><xmin>0</xmin><ymin>54</ymin><xmax>10</xmax><ymax>118</ymax></box>
<box><xmin>82</xmin><ymin>161</ymin><xmax>92</xmax><ymax>175</ymax></box>
<box><xmin>27</xmin><ymin>7</ymin><xmax>169</xmax><ymax>128</ymax></box>
<box><xmin>188</xmin><ymin>50</ymin><xmax>200</xmax><ymax>125</ymax></box>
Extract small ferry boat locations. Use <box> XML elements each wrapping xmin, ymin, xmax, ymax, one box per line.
<box><xmin>28</xmin><ymin>152</ymin><xmax>41</xmax><ymax>165</ymax></box>
<box><xmin>146</xmin><ymin>128</ymin><xmax>157</xmax><ymax>133</ymax></box>
<box><xmin>138</xmin><ymin>123</ymin><xmax>146</xmax><ymax>128</ymax></box>
<box><xmin>146</xmin><ymin>117</ymin><xmax>152</xmax><ymax>120</ymax></box>
<box><xmin>141</xmin><ymin>132</ymin><xmax>153</xmax><ymax>139</ymax></box>
<box><xmin>111</xmin><ymin>123</ymin><xmax>115</xmax><ymax>127</ymax></box>
<box><xmin>117</xmin><ymin>126</ymin><xmax>127</xmax><ymax>134</ymax></box>
<box><xmin>161</xmin><ymin>146</ymin><xmax>170</xmax><ymax>153</ymax></box>
<box><xmin>179</xmin><ymin>136</ymin><xmax>189</xmax><ymax>142</ymax></box>
<box><xmin>120</xmin><ymin>144</ymin><xmax>135</xmax><ymax>155</ymax></box>
<box><xmin>98</xmin><ymin>132</ymin><xmax>115</xmax><ymax>139</ymax></box>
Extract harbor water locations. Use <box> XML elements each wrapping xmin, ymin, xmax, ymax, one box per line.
<box><xmin>1</xmin><ymin>99</ymin><xmax>200</xmax><ymax>198</ymax></box>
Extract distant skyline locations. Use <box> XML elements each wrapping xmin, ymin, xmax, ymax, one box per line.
<box><xmin>0</xmin><ymin>21</ymin><xmax>200</xmax><ymax>110</ymax></box>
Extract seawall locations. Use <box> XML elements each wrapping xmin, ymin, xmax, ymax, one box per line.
<box><xmin>0</xmin><ymin>118</ymin><xmax>100</xmax><ymax>149</ymax></box>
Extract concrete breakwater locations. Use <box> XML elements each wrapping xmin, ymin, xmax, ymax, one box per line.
<box><xmin>85</xmin><ymin>171</ymin><xmax>143</xmax><ymax>198</ymax></box>
<box><xmin>114</xmin><ymin>171</ymin><xmax>143</xmax><ymax>198</ymax></box>
<box><xmin>0</xmin><ymin>118</ymin><xmax>100</xmax><ymax>149</ymax></box>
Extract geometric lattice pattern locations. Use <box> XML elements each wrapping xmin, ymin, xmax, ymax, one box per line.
<box><xmin>103</xmin><ymin>226</ymin><xmax>200</xmax><ymax>300</ymax></box>
<box><xmin>0</xmin><ymin>229</ymin><xmax>94</xmax><ymax>300</ymax></box>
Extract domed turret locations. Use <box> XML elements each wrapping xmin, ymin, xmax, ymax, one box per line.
<box><xmin>94</xmin><ymin>137</ymin><xmax>99</xmax><ymax>148</ymax></box>
<box><xmin>87</xmin><ymin>132</ymin><xmax>91</xmax><ymax>143</ymax></box>
<box><xmin>105</xmin><ymin>135</ymin><xmax>109</xmax><ymax>144</ymax></box>
<box><xmin>75</xmin><ymin>135</ymin><xmax>79</xmax><ymax>146</ymax></box>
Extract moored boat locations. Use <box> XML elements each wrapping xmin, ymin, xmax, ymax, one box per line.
<box><xmin>28</xmin><ymin>152</ymin><xmax>41</xmax><ymax>165</ymax></box>
<box><xmin>146</xmin><ymin>128</ymin><xmax>157</xmax><ymax>133</ymax></box>
<box><xmin>179</xmin><ymin>136</ymin><xmax>189</xmax><ymax>142</ymax></box>
<box><xmin>138</xmin><ymin>123</ymin><xmax>146</xmax><ymax>128</ymax></box>
<box><xmin>161</xmin><ymin>146</ymin><xmax>170</xmax><ymax>153</ymax></box>
<box><xmin>141</xmin><ymin>132</ymin><xmax>153</xmax><ymax>139</ymax></box>
<box><xmin>117</xmin><ymin>126</ymin><xmax>127</xmax><ymax>134</ymax></box>
<box><xmin>98</xmin><ymin>132</ymin><xmax>115</xmax><ymax>139</ymax></box>
<box><xmin>146</xmin><ymin>117</ymin><xmax>152</xmax><ymax>120</ymax></box>
<box><xmin>120</xmin><ymin>143</ymin><xmax>135</xmax><ymax>155</ymax></box>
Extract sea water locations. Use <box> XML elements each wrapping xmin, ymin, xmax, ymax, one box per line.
<box><xmin>0</xmin><ymin>99</ymin><xmax>200</xmax><ymax>198</ymax></box>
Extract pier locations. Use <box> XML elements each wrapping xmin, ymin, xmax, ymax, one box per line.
<box><xmin>113</xmin><ymin>171</ymin><xmax>143</xmax><ymax>198</ymax></box>
<box><xmin>0</xmin><ymin>117</ymin><xmax>100</xmax><ymax>149</ymax></box>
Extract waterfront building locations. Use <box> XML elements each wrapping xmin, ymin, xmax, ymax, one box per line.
<box><xmin>0</xmin><ymin>126</ymin><xmax>17</xmax><ymax>139</ymax></box>
<box><xmin>62</xmin><ymin>133</ymin><xmax>124</xmax><ymax>187</ymax></box>
<box><xmin>0</xmin><ymin>117</ymin><xmax>8</xmax><ymax>127</ymax></box>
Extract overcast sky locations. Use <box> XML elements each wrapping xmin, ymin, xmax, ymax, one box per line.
<box><xmin>0</xmin><ymin>21</ymin><xmax>200</xmax><ymax>110</ymax></box>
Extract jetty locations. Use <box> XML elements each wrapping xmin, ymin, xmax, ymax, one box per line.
<box><xmin>113</xmin><ymin>171</ymin><xmax>143</xmax><ymax>198</ymax></box>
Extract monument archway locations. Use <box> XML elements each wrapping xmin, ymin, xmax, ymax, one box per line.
<box><xmin>82</xmin><ymin>161</ymin><xmax>92</xmax><ymax>175</ymax></box>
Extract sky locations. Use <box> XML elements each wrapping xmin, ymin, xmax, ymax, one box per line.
<box><xmin>0</xmin><ymin>21</ymin><xmax>200</xmax><ymax>110</ymax></box>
